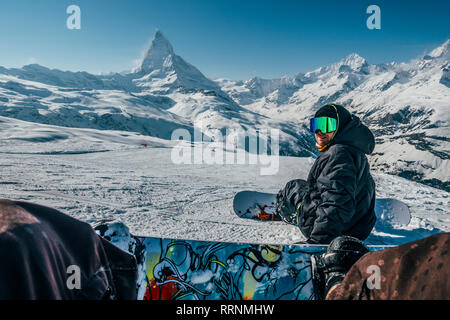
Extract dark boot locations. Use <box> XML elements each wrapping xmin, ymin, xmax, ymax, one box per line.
<box><xmin>311</xmin><ymin>236</ymin><xmax>369</xmax><ymax>299</ymax></box>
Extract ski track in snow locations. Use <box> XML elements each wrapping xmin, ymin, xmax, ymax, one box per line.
<box><xmin>0</xmin><ymin>140</ymin><xmax>448</xmax><ymax>246</ymax></box>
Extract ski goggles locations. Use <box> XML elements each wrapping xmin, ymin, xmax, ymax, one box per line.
<box><xmin>309</xmin><ymin>117</ymin><xmax>337</xmax><ymax>133</ymax></box>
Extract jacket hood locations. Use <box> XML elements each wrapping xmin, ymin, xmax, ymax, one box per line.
<box><xmin>332</xmin><ymin>114</ymin><xmax>375</xmax><ymax>154</ymax></box>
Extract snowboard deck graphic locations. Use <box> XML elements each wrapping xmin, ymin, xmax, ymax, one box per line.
<box><xmin>94</xmin><ymin>221</ymin><xmax>390</xmax><ymax>301</ymax></box>
<box><xmin>233</xmin><ymin>191</ymin><xmax>411</xmax><ymax>226</ymax></box>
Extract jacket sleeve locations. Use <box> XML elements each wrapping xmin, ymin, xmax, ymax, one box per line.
<box><xmin>308</xmin><ymin>147</ymin><xmax>357</xmax><ymax>244</ymax></box>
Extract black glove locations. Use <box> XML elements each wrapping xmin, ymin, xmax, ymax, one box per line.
<box><xmin>311</xmin><ymin>236</ymin><xmax>369</xmax><ymax>299</ymax></box>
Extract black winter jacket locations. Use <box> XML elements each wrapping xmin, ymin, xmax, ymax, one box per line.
<box><xmin>299</xmin><ymin>112</ymin><xmax>377</xmax><ymax>244</ymax></box>
<box><xmin>277</xmin><ymin>108</ymin><xmax>377</xmax><ymax>244</ymax></box>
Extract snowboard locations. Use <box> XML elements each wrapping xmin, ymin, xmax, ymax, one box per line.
<box><xmin>233</xmin><ymin>191</ymin><xmax>411</xmax><ymax>226</ymax></box>
<box><xmin>93</xmin><ymin>220</ymin><xmax>390</xmax><ymax>300</ymax></box>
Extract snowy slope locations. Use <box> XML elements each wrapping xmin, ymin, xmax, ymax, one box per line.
<box><xmin>0</xmin><ymin>72</ymin><xmax>193</xmax><ymax>140</ymax></box>
<box><xmin>0</xmin><ymin>117</ymin><xmax>448</xmax><ymax>245</ymax></box>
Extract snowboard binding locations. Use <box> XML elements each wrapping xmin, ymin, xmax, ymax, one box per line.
<box><xmin>311</xmin><ymin>236</ymin><xmax>370</xmax><ymax>299</ymax></box>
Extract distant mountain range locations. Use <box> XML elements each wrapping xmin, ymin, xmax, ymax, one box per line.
<box><xmin>0</xmin><ymin>31</ymin><xmax>448</xmax><ymax>191</ymax></box>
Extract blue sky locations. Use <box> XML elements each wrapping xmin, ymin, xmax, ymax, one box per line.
<box><xmin>0</xmin><ymin>0</ymin><xmax>449</xmax><ymax>79</ymax></box>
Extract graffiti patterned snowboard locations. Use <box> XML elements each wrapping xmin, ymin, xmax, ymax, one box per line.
<box><xmin>94</xmin><ymin>221</ymin><xmax>389</xmax><ymax>300</ymax></box>
<box><xmin>233</xmin><ymin>191</ymin><xmax>411</xmax><ymax>226</ymax></box>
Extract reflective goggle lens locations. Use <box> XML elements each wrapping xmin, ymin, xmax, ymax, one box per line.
<box><xmin>309</xmin><ymin>117</ymin><xmax>337</xmax><ymax>133</ymax></box>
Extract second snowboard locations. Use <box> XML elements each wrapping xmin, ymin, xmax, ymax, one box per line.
<box><xmin>233</xmin><ymin>191</ymin><xmax>411</xmax><ymax>226</ymax></box>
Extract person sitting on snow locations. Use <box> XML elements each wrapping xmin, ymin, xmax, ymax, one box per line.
<box><xmin>276</xmin><ymin>104</ymin><xmax>377</xmax><ymax>244</ymax></box>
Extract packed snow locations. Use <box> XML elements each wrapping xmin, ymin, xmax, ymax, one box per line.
<box><xmin>0</xmin><ymin>116</ymin><xmax>448</xmax><ymax>246</ymax></box>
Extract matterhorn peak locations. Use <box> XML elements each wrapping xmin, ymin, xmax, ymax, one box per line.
<box><xmin>130</xmin><ymin>30</ymin><xmax>222</xmax><ymax>92</ymax></box>
<box><xmin>135</xmin><ymin>30</ymin><xmax>175</xmax><ymax>73</ymax></box>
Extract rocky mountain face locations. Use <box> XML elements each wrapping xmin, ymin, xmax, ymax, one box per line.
<box><xmin>0</xmin><ymin>32</ymin><xmax>448</xmax><ymax>190</ymax></box>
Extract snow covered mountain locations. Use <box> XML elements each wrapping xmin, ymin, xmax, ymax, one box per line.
<box><xmin>129</xmin><ymin>31</ymin><xmax>313</xmax><ymax>156</ymax></box>
<box><xmin>216</xmin><ymin>40</ymin><xmax>450</xmax><ymax>191</ymax></box>
<box><xmin>132</xmin><ymin>30</ymin><xmax>220</xmax><ymax>92</ymax></box>
<box><xmin>0</xmin><ymin>31</ymin><xmax>312</xmax><ymax>157</ymax></box>
<box><xmin>0</xmin><ymin>31</ymin><xmax>448</xmax><ymax>190</ymax></box>
<box><xmin>0</xmin><ymin>59</ymin><xmax>191</xmax><ymax>141</ymax></box>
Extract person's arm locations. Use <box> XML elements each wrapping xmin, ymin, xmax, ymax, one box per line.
<box><xmin>308</xmin><ymin>148</ymin><xmax>357</xmax><ymax>244</ymax></box>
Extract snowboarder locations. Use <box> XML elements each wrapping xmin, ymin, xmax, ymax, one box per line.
<box><xmin>276</xmin><ymin>104</ymin><xmax>377</xmax><ymax>244</ymax></box>
<box><xmin>313</xmin><ymin>233</ymin><xmax>450</xmax><ymax>300</ymax></box>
